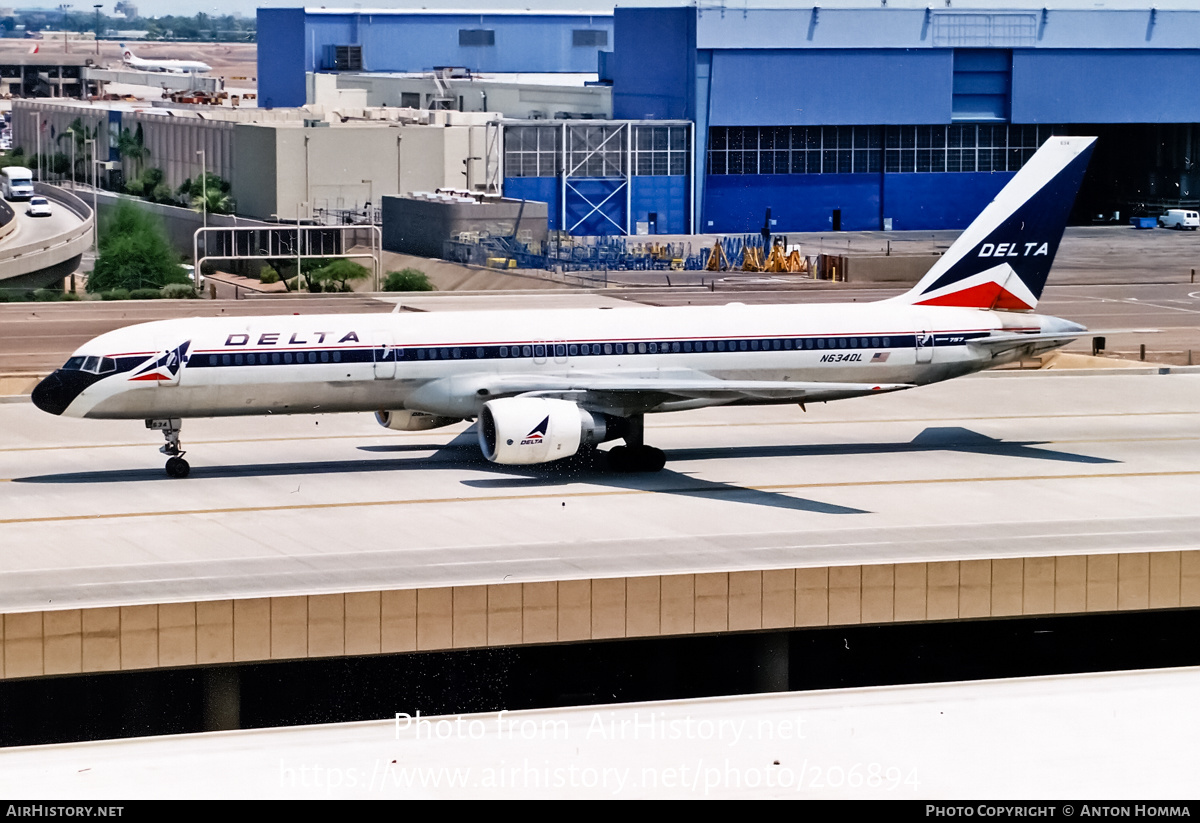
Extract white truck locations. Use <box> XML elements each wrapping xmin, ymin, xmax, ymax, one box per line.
<box><xmin>1159</xmin><ymin>209</ymin><xmax>1199</xmax><ymax>230</ymax></box>
<box><xmin>1</xmin><ymin>166</ymin><xmax>33</xmax><ymax>201</ymax></box>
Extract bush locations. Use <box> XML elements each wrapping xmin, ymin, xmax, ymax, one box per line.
<box><xmin>101</xmin><ymin>289</ymin><xmax>131</xmax><ymax>301</ymax></box>
<box><xmin>89</xmin><ymin>202</ymin><xmax>190</xmax><ymax>294</ymax></box>
<box><xmin>161</xmin><ymin>283</ymin><xmax>197</xmax><ymax>299</ymax></box>
<box><xmin>312</xmin><ymin>258</ymin><xmax>370</xmax><ymax>292</ymax></box>
<box><xmin>129</xmin><ymin>288</ymin><xmax>163</xmax><ymax>300</ymax></box>
<box><xmin>383</xmin><ymin>269</ymin><xmax>434</xmax><ymax>292</ymax></box>
<box><xmin>259</xmin><ymin>265</ymin><xmax>279</xmax><ymax>284</ymax></box>
<box><xmin>33</xmin><ymin>288</ymin><xmax>63</xmax><ymax>301</ymax></box>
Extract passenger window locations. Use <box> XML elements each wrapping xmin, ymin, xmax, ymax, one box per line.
<box><xmin>522</xmin><ymin>346</ymin><xmax>532</xmax><ymax>357</ymax></box>
<box><xmin>223</xmin><ymin>354</ymin><xmax>232</xmax><ymax>366</ymax></box>
<box><xmin>604</xmin><ymin>344</ymin><xmax>613</xmax><ymax>355</ymax></box>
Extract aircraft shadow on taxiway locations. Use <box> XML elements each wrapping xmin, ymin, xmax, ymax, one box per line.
<box><xmin>13</xmin><ymin>426</ymin><xmax>1116</xmax><ymax>516</ymax></box>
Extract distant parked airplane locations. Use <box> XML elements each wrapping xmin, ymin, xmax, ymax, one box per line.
<box><xmin>120</xmin><ymin>44</ymin><xmax>211</xmax><ymax>74</ymax></box>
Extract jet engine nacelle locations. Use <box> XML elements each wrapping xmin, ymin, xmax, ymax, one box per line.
<box><xmin>478</xmin><ymin>397</ymin><xmax>607</xmax><ymax>465</ymax></box>
<box><xmin>375</xmin><ymin>410</ymin><xmax>461</xmax><ymax>431</ymax></box>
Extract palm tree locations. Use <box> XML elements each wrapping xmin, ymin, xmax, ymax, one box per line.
<box><xmin>192</xmin><ymin>184</ymin><xmax>235</xmax><ymax>215</ymax></box>
<box><xmin>56</xmin><ymin>117</ymin><xmax>98</xmax><ymax>184</ymax></box>
<box><xmin>116</xmin><ymin>124</ymin><xmax>150</xmax><ymax>181</ymax></box>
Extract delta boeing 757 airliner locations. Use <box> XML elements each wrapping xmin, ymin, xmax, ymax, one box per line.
<box><xmin>32</xmin><ymin>137</ymin><xmax>1095</xmax><ymax>478</ymax></box>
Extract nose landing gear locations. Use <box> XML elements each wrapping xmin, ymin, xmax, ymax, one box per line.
<box><xmin>147</xmin><ymin>418</ymin><xmax>190</xmax><ymax>478</ymax></box>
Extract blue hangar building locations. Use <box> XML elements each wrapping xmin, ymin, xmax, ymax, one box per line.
<box><xmin>258</xmin><ymin>4</ymin><xmax>1200</xmax><ymax>235</ymax></box>
<box><xmin>612</xmin><ymin>2</ymin><xmax>1200</xmax><ymax>234</ymax></box>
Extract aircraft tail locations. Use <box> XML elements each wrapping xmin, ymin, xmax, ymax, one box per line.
<box><xmin>894</xmin><ymin>136</ymin><xmax>1095</xmax><ymax>311</ymax></box>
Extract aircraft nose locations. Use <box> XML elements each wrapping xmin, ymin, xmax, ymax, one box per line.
<box><xmin>31</xmin><ymin>371</ymin><xmax>75</xmax><ymax>416</ymax></box>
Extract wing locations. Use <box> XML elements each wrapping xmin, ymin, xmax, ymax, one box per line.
<box><xmin>404</xmin><ymin>369</ymin><xmax>914</xmax><ymax>418</ymax></box>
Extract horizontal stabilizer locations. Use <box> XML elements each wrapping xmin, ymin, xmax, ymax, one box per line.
<box><xmin>969</xmin><ymin>331</ymin><xmax>1084</xmax><ymax>358</ymax></box>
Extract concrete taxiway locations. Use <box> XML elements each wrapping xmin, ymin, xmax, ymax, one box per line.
<box><xmin>2</xmin><ymin>369</ymin><xmax>1198</xmax><ymax>615</ymax></box>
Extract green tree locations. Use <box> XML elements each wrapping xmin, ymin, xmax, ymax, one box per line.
<box><xmin>116</xmin><ymin>124</ymin><xmax>150</xmax><ymax>181</ymax></box>
<box><xmin>89</xmin><ymin>202</ymin><xmax>190</xmax><ymax>294</ymax></box>
<box><xmin>56</xmin><ymin>118</ymin><xmax>98</xmax><ymax>183</ymax></box>
<box><xmin>383</xmin><ymin>269</ymin><xmax>434</xmax><ymax>292</ymax></box>
<box><xmin>125</xmin><ymin>167</ymin><xmax>164</xmax><ymax>199</ymax></box>
<box><xmin>185</xmin><ymin>172</ymin><xmax>235</xmax><ymax>214</ymax></box>
<box><xmin>312</xmin><ymin>259</ymin><xmax>371</xmax><ymax>292</ymax></box>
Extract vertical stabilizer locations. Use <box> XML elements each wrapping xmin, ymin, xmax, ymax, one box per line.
<box><xmin>894</xmin><ymin>136</ymin><xmax>1095</xmax><ymax>311</ymax></box>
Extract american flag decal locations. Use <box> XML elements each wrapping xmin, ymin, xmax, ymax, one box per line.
<box><xmin>871</xmin><ymin>352</ymin><xmax>890</xmax><ymax>363</ymax></box>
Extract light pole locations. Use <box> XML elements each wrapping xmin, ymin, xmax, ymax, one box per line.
<box><xmin>361</xmin><ymin>178</ymin><xmax>377</xmax><ymax>290</ymax></box>
<box><xmin>297</xmin><ymin>201</ymin><xmax>304</xmax><ymax>290</ymax></box>
<box><xmin>94</xmin><ymin>5</ymin><xmax>102</xmax><ymax>57</ymax></box>
<box><xmin>65</xmin><ymin>128</ymin><xmax>75</xmax><ymax>190</ymax></box>
<box><xmin>85</xmin><ymin>137</ymin><xmax>97</xmax><ymax>249</ymax></box>
<box><xmin>29</xmin><ymin>112</ymin><xmax>38</xmax><ymax>182</ymax></box>
<box><xmin>196</xmin><ymin>149</ymin><xmax>206</xmax><ymax>231</ymax></box>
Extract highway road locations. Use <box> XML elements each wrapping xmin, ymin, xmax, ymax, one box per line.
<box><xmin>2</xmin><ymin>369</ymin><xmax>1197</xmax><ymax>613</ymax></box>
<box><xmin>4</xmin><ymin>194</ymin><xmax>83</xmax><ymax>249</ymax></box>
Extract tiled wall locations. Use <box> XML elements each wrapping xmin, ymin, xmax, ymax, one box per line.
<box><xmin>4</xmin><ymin>551</ymin><xmax>1198</xmax><ymax>680</ymax></box>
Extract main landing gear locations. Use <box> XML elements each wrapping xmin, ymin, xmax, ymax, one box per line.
<box><xmin>147</xmin><ymin>418</ymin><xmax>190</xmax><ymax>478</ymax></box>
<box><xmin>606</xmin><ymin>414</ymin><xmax>666</xmax><ymax>473</ymax></box>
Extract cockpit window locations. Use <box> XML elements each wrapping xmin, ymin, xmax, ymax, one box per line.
<box><xmin>64</xmin><ymin>355</ymin><xmax>118</xmax><ymax>374</ymax></box>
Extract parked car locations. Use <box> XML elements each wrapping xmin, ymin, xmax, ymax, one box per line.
<box><xmin>1158</xmin><ymin>209</ymin><xmax>1199</xmax><ymax>230</ymax></box>
<box><xmin>25</xmin><ymin>196</ymin><xmax>51</xmax><ymax>217</ymax></box>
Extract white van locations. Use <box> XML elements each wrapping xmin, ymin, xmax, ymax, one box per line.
<box><xmin>1159</xmin><ymin>209</ymin><xmax>1199</xmax><ymax>230</ymax></box>
<box><xmin>1</xmin><ymin>166</ymin><xmax>33</xmax><ymax>201</ymax></box>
